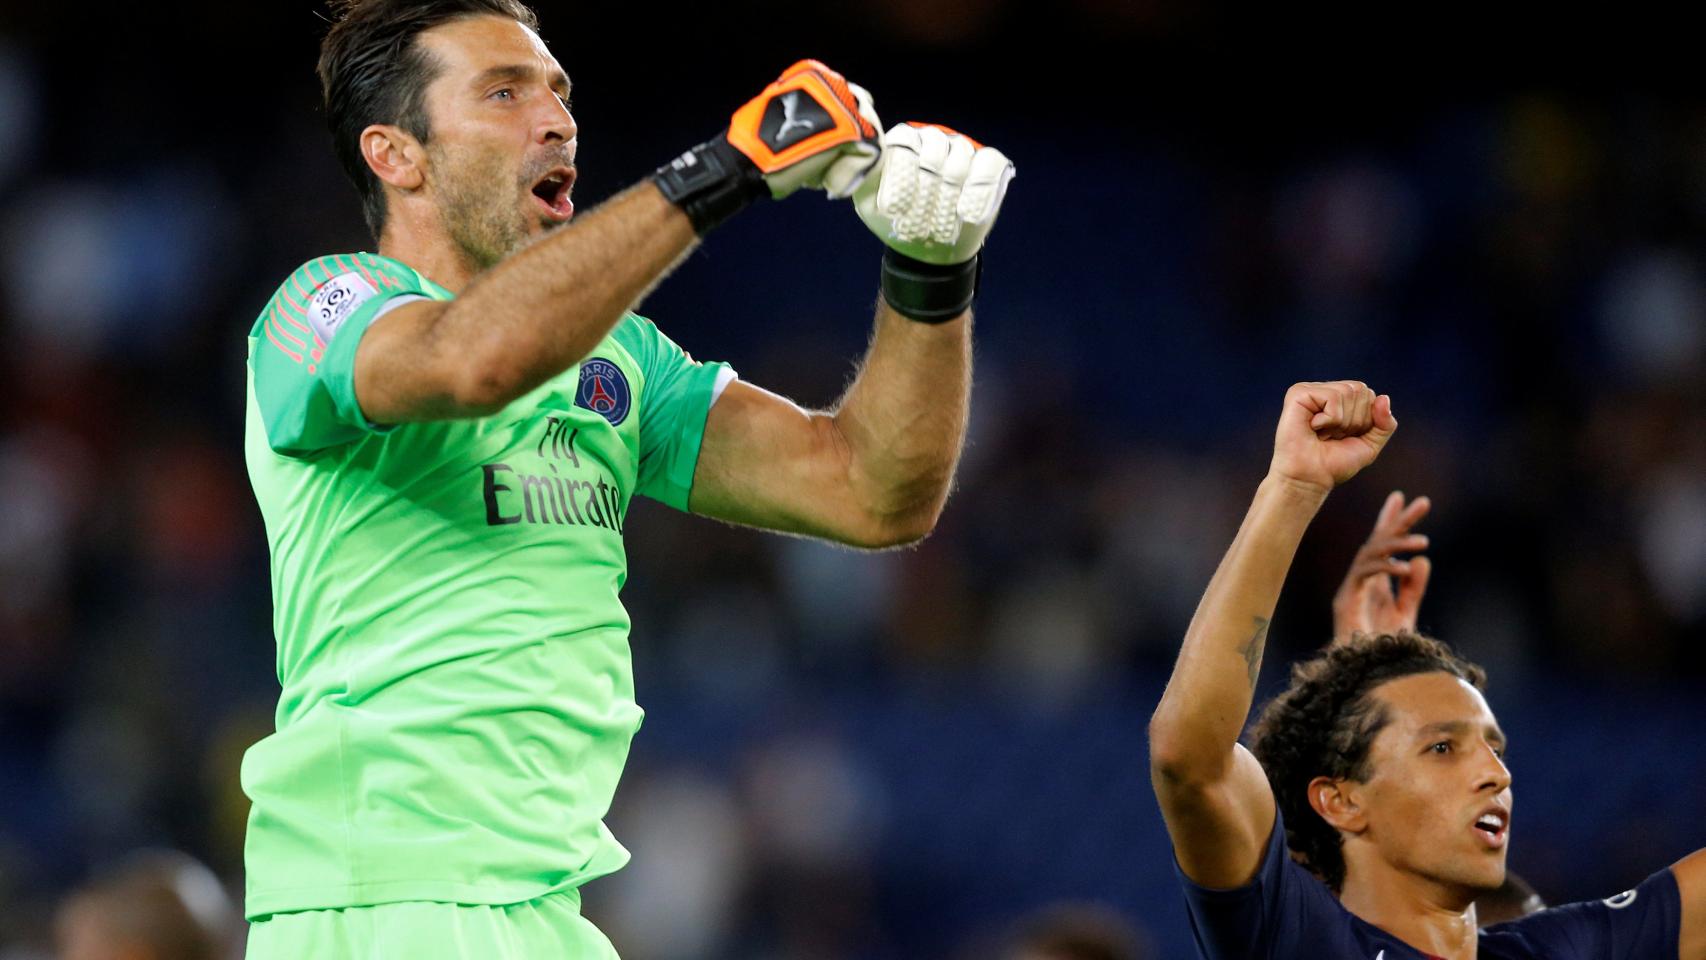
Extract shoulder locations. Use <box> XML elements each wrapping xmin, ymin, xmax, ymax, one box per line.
<box><xmin>274</xmin><ymin>253</ymin><xmax>422</xmax><ymax>303</ymax></box>
<box><xmin>257</xmin><ymin>254</ymin><xmax>438</xmax><ymax>346</ymax></box>
<box><xmin>605</xmin><ymin>311</ymin><xmax>661</xmax><ymax>359</ymax></box>
<box><xmin>1177</xmin><ymin>807</ymin><xmax>1374</xmax><ymax>959</ymax></box>
<box><xmin>1479</xmin><ymin>868</ymin><xmax>1681</xmax><ymax>959</ymax></box>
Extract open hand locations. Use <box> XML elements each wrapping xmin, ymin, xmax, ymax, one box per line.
<box><xmin>1330</xmin><ymin>490</ymin><xmax>1433</xmax><ymax>644</ymax></box>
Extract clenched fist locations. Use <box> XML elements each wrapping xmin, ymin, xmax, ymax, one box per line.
<box><xmin>1268</xmin><ymin>381</ymin><xmax>1396</xmax><ymax>495</ymax></box>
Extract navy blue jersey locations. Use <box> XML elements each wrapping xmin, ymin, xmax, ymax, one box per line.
<box><xmin>1176</xmin><ymin>808</ymin><xmax>1680</xmax><ymax>959</ymax></box>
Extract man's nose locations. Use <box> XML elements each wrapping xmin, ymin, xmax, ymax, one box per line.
<box><xmin>1477</xmin><ymin>743</ymin><xmax>1512</xmax><ymax>793</ymax></box>
<box><xmin>537</xmin><ymin>105</ymin><xmax>576</xmax><ymax>145</ymax></box>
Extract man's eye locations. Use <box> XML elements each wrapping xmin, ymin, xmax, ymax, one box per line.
<box><xmin>1431</xmin><ymin>741</ymin><xmax>1452</xmax><ymax>754</ymax></box>
<box><xmin>557</xmin><ymin>96</ymin><xmax>573</xmax><ymax>111</ymax></box>
<box><xmin>491</xmin><ymin>88</ymin><xmax>514</xmax><ymax>100</ymax></box>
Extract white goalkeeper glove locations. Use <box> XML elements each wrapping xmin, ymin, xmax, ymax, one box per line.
<box><xmin>852</xmin><ymin>122</ymin><xmax>1014</xmax><ymax>322</ymax></box>
<box><xmin>854</xmin><ymin>122</ymin><xmax>1015</xmax><ymax>266</ymax></box>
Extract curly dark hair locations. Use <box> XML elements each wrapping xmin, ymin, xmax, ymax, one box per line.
<box><xmin>318</xmin><ymin>0</ymin><xmax>541</xmax><ymax>238</ymax></box>
<box><xmin>1247</xmin><ymin>631</ymin><xmax>1487</xmax><ymax>892</ymax></box>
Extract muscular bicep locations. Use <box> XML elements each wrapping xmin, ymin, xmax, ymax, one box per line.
<box><xmin>1153</xmin><ymin>743</ymin><xmax>1279</xmax><ymax>890</ymax></box>
<box><xmin>352</xmin><ymin>299</ymin><xmax>493</xmax><ymax>424</ymax></box>
<box><xmin>1674</xmin><ymin>849</ymin><xmax>1706</xmax><ymax>959</ymax></box>
<box><xmin>688</xmin><ymin>380</ymin><xmax>892</xmax><ymax>547</ymax></box>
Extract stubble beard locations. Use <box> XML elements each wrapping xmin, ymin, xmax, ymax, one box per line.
<box><xmin>429</xmin><ymin>141</ymin><xmax>536</xmax><ymax>273</ymax></box>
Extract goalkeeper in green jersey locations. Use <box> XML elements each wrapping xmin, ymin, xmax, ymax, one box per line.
<box><xmin>240</xmin><ymin>1</ymin><xmax>1014</xmax><ymax>956</ymax></box>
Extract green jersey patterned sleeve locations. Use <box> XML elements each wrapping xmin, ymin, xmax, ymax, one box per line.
<box><xmin>613</xmin><ymin>314</ymin><xmax>735</xmax><ymax>511</ymax></box>
<box><xmin>249</xmin><ymin>254</ymin><xmax>441</xmax><ymax>457</ymax></box>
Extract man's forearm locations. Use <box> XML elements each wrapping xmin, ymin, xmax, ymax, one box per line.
<box><xmin>440</xmin><ymin>183</ymin><xmax>697</xmax><ymax>406</ymax></box>
<box><xmin>1150</xmin><ymin>475</ymin><xmax>1328</xmax><ymax>781</ymax></box>
<box><xmin>828</xmin><ymin>301</ymin><xmax>972</xmax><ymax>540</ymax></box>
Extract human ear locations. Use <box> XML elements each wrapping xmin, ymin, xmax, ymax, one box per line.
<box><xmin>361</xmin><ymin>124</ymin><xmax>426</xmax><ymax>191</ymax></box>
<box><xmin>1306</xmin><ymin>775</ymin><xmax>1368</xmax><ymax>834</ymax></box>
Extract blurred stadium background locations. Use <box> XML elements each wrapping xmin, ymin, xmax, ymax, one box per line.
<box><xmin>2</xmin><ymin>2</ymin><xmax>1705</xmax><ymax>957</ymax></box>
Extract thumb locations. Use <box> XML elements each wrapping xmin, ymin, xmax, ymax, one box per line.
<box><xmin>1364</xmin><ymin>394</ymin><xmax>1398</xmax><ymax>455</ymax></box>
<box><xmin>822</xmin><ymin>143</ymin><xmax>883</xmax><ymax>199</ymax></box>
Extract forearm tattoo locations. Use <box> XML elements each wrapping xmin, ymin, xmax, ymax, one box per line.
<box><xmin>1238</xmin><ymin>616</ymin><xmax>1270</xmax><ymax>688</ymax></box>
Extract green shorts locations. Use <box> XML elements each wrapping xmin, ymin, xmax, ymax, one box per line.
<box><xmin>245</xmin><ymin>889</ymin><xmax>618</xmax><ymax>959</ymax></box>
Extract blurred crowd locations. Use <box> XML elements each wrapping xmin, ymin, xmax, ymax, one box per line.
<box><xmin>3</xmin><ymin>2</ymin><xmax>1705</xmax><ymax>958</ymax></box>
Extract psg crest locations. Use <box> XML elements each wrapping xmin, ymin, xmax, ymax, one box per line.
<box><xmin>574</xmin><ymin>358</ymin><xmax>631</xmax><ymax>426</ymax></box>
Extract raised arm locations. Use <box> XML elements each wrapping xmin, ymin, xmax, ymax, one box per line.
<box><xmin>1149</xmin><ymin>381</ymin><xmax>1396</xmax><ymax>889</ymax></box>
<box><xmin>689</xmin><ymin>122</ymin><xmax>1012</xmax><ymax>548</ymax></box>
<box><xmin>356</xmin><ymin>184</ymin><xmax>697</xmax><ymax>422</ymax></box>
<box><xmin>355</xmin><ymin>59</ymin><xmax>884</xmax><ymax>424</ymax></box>
<box><xmin>690</xmin><ymin>299</ymin><xmax>970</xmax><ymax>548</ymax></box>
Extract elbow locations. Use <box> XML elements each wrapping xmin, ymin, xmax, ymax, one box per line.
<box><xmin>838</xmin><ymin>505</ymin><xmax>941</xmax><ymax>550</ymax></box>
<box><xmin>852</xmin><ymin>479</ymin><xmax>953</xmax><ymax>548</ymax></box>
<box><xmin>448</xmin><ymin>354</ymin><xmax>530</xmax><ymax>417</ymax></box>
<box><xmin>1148</xmin><ymin>716</ymin><xmax>1187</xmax><ymax>782</ymax></box>
<box><xmin>1148</xmin><ymin>714</ymin><xmax>1221</xmax><ymax>787</ymax></box>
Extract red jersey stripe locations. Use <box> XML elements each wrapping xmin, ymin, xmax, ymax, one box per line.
<box><xmin>267</xmin><ymin>310</ymin><xmax>306</xmax><ymax>349</ymax></box>
<box><xmin>263</xmin><ymin>320</ymin><xmax>304</xmax><ymax>363</ymax></box>
<box><xmin>273</xmin><ymin>299</ymin><xmax>312</xmax><ymax>335</ymax></box>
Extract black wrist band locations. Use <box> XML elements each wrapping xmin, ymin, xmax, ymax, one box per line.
<box><xmin>652</xmin><ymin>136</ymin><xmax>768</xmax><ymax>235</ymax></box>
<box><xmin>879</xmin><ymin>249</ymin><xmax>981</xmax><ymax>323</ymax></box>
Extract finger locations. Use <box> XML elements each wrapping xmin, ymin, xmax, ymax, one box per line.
<box><xmin>1323</xmin><ymin>381</ymin><xmax>1372</xmax><ymax>440</ymax></box>
<box><xmin>1331</xmin><ymin>383</ymin><xmax>1365</xmax><ymax>440</ymax></box>
<box><xmin>1396</xmin><ymin>555</ymin><xmax>1432</xmax><ymax>622</ymax></box>
<box><xmin>961</xmin><ymin>146</ymin><xmax>1015</xmax><ymax>223</ymax></box>
<box><xmin>1308</xmin><ymin>385</ymin><xmax>1340</xmax><ymax>432</ymax></box>
<box><xmin>875</xmin><ymin>123</ymin><xmax>923</xmax><ymax>213</ymax></box>
<box><xmin>1364</xmin><ymin>393</ymin><xmax>1398</xmax><ymax>454</ymax></box>
<box><xmin>1348</xmin><ymin>557</ymin><xmax>1404</xmax><ymax>584</ymax></box>
<box><xmin>1375</xmin><ymin>490</ymin><xmax>1405</xmax><ymax>532</ymax></box>
<box><xmin>1381</xmin><ymin>533</ymin><xmax>1430</xmax><ymax>554</ymax></box>
<box><xmin>1350</xmin><ymin>384</ymin><xmax>1373</xmax><ymax>435</ymax></box>
<box><xmin>913</xmin><ymin>123</ymin><xmax>953</xmax><ymax>177</ymax></box>
<box><xmin>848</xmin><ymin>83</ymin><xmax>882</xmax><ymax>139</ymax></box>
<box><xmin>1395</xmin><ymin>494</ymin><xmax>1432</xmax><ymax>533</ymax></box>
<box><xmin>1373</xmin><ymin>393</ymin><xmax>1396</xmax><ymax>432</ymax></box>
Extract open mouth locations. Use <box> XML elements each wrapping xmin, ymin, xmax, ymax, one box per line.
<box><xmin>530</xmin><ymin>167</ymin><xmax>576</xmax><ymax>221</ymax></box>
<box><xmin>1472</xmin><ymin>809</ymin><xmax>1509</xmax><ymax>848</ymax></box>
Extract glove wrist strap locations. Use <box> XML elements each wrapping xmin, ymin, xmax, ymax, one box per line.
<box><xmin>653</xmin><ymin>136</ymin><xmax>768</xmax><ymax>235</ymax></box>
<box><xmin>879</xmin><ymin>249</ymin><xmax>980</xmax><ymax>323</ymax></box>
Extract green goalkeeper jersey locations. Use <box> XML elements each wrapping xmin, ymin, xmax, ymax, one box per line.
<box><xmin>240</xmin><ymin>252</ymin><xmax>732</xmax><ymax>918</ymax></box>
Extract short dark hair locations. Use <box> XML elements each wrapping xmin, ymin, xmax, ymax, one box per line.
<box><xmin>318</xmin><ymin>0</ymin><xmax>540</xmax><ymax>237</ymax></box>
<box><xmin>1247</xmin><ymin>631</ymin><xmax>1488</xmax><ymax>892</ymax></box>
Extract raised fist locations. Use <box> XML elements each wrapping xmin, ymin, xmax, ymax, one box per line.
<box><xmin>1268</xmin><ymin>381</ymin><xmax>1396</xmax><ymax>495</ymax></box>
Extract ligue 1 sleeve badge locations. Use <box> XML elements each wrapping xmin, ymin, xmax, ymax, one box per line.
<box><xmin>574</xmin><ymin>358</ymin><xmax>632</xmax><ymax>426</ymax></box>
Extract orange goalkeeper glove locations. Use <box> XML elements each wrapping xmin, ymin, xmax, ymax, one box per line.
<box><xmin>654</xmin><ymin>59</ymin><xmax>883</xmax><ymax>234</ymax></box>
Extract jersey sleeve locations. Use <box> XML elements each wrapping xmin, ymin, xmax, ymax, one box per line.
<box><xmin>1174</xmin><ymin>807</ymin><xmax>1351</xmax><ymax>959</ymax></box>
<box><xmin>250</xmin><ymin>256</ymin><xmax>429</xmax><ymax>457</ymax></box>
<box><xmin>1482</xmin><ymin>867</ymin><xmax>1681</xmax><ymax>959</ymax></box>
<box><xmin>613</xmin><ymin>314</ymin><xmax>736</xmax><ymax>511</ymax></box>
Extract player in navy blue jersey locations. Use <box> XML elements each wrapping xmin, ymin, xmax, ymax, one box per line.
<box><xmin>1148</xmin><ymin>381</ymin><xmax>1706</xmax><ymax>960</ymax></box>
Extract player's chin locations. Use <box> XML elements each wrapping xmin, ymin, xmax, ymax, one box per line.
<box><xmin>1462</xmin><ymin>852</ymin><xmax>1508</xmax><ymax>890</ymax></box>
